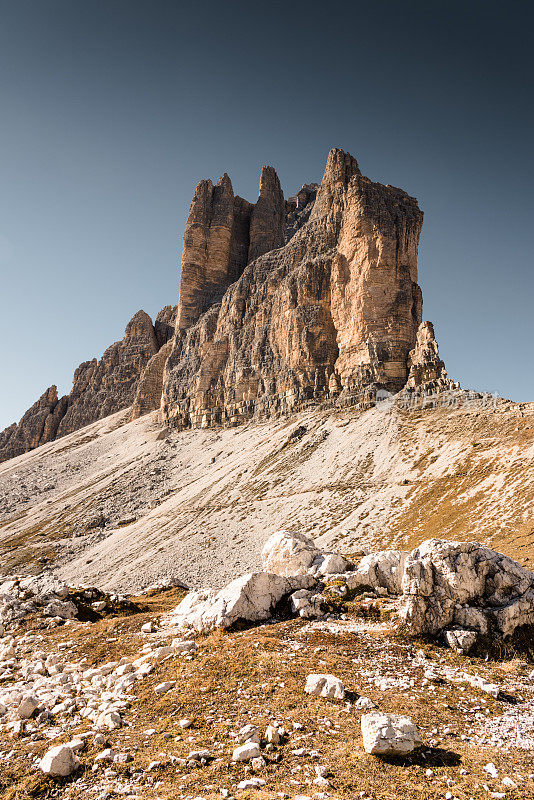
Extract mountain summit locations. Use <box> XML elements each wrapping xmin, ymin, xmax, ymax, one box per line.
<box><xmin>0</xmin><ymin>149</ymin><xmax>453</xmax><ymax>462</ymax></box>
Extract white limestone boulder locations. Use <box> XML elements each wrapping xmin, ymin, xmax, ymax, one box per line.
<box><xmin>96</xmin><ymin>711</ymin><xmax>122</xmax><ymax>730</ymax></box>
<box><xmin>261</xmin><ymin>531</ymin><xmax>352</xmax><ymax>577</ymax></box>
<box><xmin>304</xmin><ymin>673</ymin><xmax>345</xmax><ymax>700</ymax></box>
<box><xmin>261</xmin><ymin>531</ymin><xmax>320</xmax><ymax>576</ymax></box>
<box><xmin>310</xmin><ymin>552</ymin><xmax>352</xmax><ymax>576</ymax></box>
<box><xmin>44</xmin><ymin>600</ymin><xmax>78</xmax><ymax>620</ymax></box>
<box><xmin>233</xmin><ymin>741</ymin><xmax>261</xmax><ymax>761</ymax></box>
<box><xmin>399</xmin><ymin>539</ymin><xmax>534</xmax><ymax>638</ymax></box>
<box><xmin>167</xmin><ymin>572</ymin><xmax>317</xmax><ymax>633</ymax></box>
<box><xmin>20</xmin><ymin>574</ymin><xmax>69</xmax><ymax>600</ymax></box>
<box><xmin>39</xmin><ymin>744</ymin><xmax>80</xmax><ymax>777</ymax></box>
<box><xmin>17</xmin><ymin>694</ymin><xmax>39</xmax><ymax>719</ymax></box>
<box><xmin>361</xmin><ymin>712</ymin><xmax>422</xmax><ymax>755</ymax></box>
<box><xmin>331</xmin><ymin>550</ymin><xmax>408</xmax><ymax>595</ymax></box>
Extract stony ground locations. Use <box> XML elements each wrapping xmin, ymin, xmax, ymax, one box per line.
<box><xmin>0</xmin><ymin>393</ymin><xmax>533</xmax><ymax>594</ymax></box>
<box><xmin>1</xmin><ymin>589</ymin><xmax>533</xmax><ymax>800</ymax></box>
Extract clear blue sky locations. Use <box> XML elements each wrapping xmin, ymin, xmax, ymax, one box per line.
<box><xmin>0</xmin><ymin>0</ymin><xmax>532</xmax><ymax>429</ymax></box>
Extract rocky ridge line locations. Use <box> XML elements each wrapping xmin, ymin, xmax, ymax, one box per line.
<box><xmin>0</xmin><ymin>306</ymin><xmax>177</xmax><ymax>463</ymax></box>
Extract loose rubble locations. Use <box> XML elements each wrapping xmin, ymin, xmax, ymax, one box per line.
<box><xmin>0</xmin><ymin>531</ymin><xmax>532</xmax><ymax>799</ymax></box>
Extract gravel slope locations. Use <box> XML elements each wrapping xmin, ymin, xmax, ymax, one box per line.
<box><xmin>0</xmin><ymin>393</ymin><xmax>533</xmax><ymax>593</ymax></box>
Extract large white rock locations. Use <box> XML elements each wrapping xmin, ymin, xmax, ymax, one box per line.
<box><xmin>20</xmin><ymin>574</ymin><xmax>70</xmax><ymax>599</ymax></box>
<box><xmin>361</xmin><ymin>712</ymin><xmax>422</xmax><ymax>755</ymax></box>
<box><xmin>314</xmin><ymin>552</ymin><xmax>351</xmax><ymax>576</ymax></box>
<box><xmin>399</xmin><ymin>539</ymin><xmax>534</xmax><ymax>638</ymax></box>
<box><xmin>39</xmin><ymin>744</ymin><xmax>80</xmax><ymax>777</ymax></box>
<box><xmin>167</xmin><ymin>572</ymin><xmax>317</xmax><ymax>633</ymax></box>
<box><xmin>333</xmin><ymin>550</ymin><xmax>408</xmax><ymax>595</ymax></box>
<box><xmin>304</xmin><ymin>673</ymin><xmax>345</xmax><ymax>700</ymax></box>
<box><xmin>261</xmin><ymin>531</ymin><xmax>352</xmax><ymax>578</ymax></box>
<box><xmin>261</xmin><ymin>531</ymin><xmax>320</xmax><ymax>576</ymax></box>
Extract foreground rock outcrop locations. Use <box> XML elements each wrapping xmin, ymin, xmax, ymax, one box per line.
<box><xmin>399</xmin><ymin>538</ymin><xmax>534</xmax><ymax>639</ymax></box>
<box><xmin>165</xmin><ymin>572</ymin><xmax>317</xmax><ymax>634</ymax></box>
<box><xmin>361</xmin><ymin>712</ymin><xmax>422</xmax><ymax>755</ymax></box>
<box><xmin>1</xmin><ymin>559</ymin><xmax>533</xmax><ymax>799</ymax></box>
<box><xmin>167</xmin><ymin>533</ymin><xmax>534</xmax><ymax>650</ymax></box>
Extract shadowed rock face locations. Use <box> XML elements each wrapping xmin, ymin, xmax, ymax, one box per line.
<box><xmin>175</xmin><ymin>165</ymin><xmax>286</xmax><ymax>333</ymax></box>
<box><xmin>162</xmin><ymin>148</ymin><xmax>426</xmax><ymax>429</ymax></box>
<box><xmin>55</xmin><ymin>310</ymin><xmax>159</xmax><ymax>437</ymax></box>
<box><xmin>0</xmin><ymin>308</ymin><xmax>177</xmax><ymax>463</ymax></box>
<box><xmin>131</xmin><ymin>306</ymin><xmax>178</xmax><ymax>420</ymax></box>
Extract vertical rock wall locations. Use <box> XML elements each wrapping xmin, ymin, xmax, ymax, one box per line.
<box><xmin>162</xmin><ymin>148</ymin><xmax>427</xmax><ymax>429</ymax></box>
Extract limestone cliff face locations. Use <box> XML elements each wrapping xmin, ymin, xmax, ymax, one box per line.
<box><xmin>0</xmin><ymin>307</ymin><xmax>176</xmax><ymax>462</ymax></box>
<box><xmin>131</xmin><ymin>306</ymin><xmax>178</xmax><ymax>420</ymax></box>
<box><xmin>162</xmin><ymin>148</ymin><xmax>426</xmax><ymax>429</ymax></box>
<box><xmin>175</xmin><ymin>165</ymin><xmax>286</xmax><ymax>332</ymax></box>
<box><xmin>0</xmin><ymin>148</ymin><xmax>450</xmax><ymax>462</ymax></box>
<box><xmin>248</xmin><ymin>166</ymin><xmax>285</xmax><ymax>263</ymax></box>
<box><xmin>56</xmin><ymin>310</ymin><xmax>159</xmax><ymax>436</ymax></box>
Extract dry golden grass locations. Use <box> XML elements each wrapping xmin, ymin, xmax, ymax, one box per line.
<box><xmin>2</xmin><ymin>596</ymin><xmax>533</xmax><ymax>800</ymax></box>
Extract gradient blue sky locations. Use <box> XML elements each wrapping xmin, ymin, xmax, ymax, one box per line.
<box><xmin>0</xmin><ymin>0</ymin><xmax>533</xmax><ymax>429</ymax></box>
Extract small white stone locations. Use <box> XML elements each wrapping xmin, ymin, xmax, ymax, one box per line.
<box><xmin>154</xmin><ymin>681</ymin><xmax>175</xmax><ymax>694</ymax></box>
<box><xmin>233</xmin><ymin>741</ymin><xmax>261</xmax><ymax>762</ymax></box>
<box><xmin>355</xmin><ymin>696</ymin><xmax>376</xmax><ymax>710</ymax></box>
<box><xmin>237</xmin><ymin>723</ymin><xmax>259</xmax><ymax>743</ymax></box>
<box><xmin>237</xmin><ymin>777</ymin><xmax>266</xmax><ymax>789</ymax></box>
<box><xmin>188</xmin><ymin>748</ymin><xmax>211</xmax><ymax>761</ymax></box>
<box><xmin>265</xmin><ymin>723</ymin><xmax>280</xmax><ymax>744</ymax></box>
<box><xmin>17</xmin><ymin>695</ymin><xmax>39</xmax><ymax>719</ymax></box>
<box><xmin>96</xmin><ymin>711</ymin><xmax>122</xmax><ymax>730</ymax></box>
<box><xmin>361</xmin><ymin>712</ymin><xmax>422</xmax><ymax>755</ymax></box>
<box><xmin>39</xmin><ymin>744</ymin><xmax>80</xmax><ymax>777</ymax></box>
<box><xmin>304</xmin><ymin>673</ymin><xmax>345</xmax><ymax>700</ymax></box>
<box><xmin>94</xmin><ymin>748</ymin><xmax>115</xmax><ymax>763</ymax></box>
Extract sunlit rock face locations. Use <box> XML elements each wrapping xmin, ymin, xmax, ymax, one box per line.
<box><xmin>0</xmin><ymin>148</ymin><xmax>437</xmax><ymax>462</ymax></box>
<box><xmin>162</xmin><ymin>148</ymin><xmax>425</xmax><ymax>429</ymax></box>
